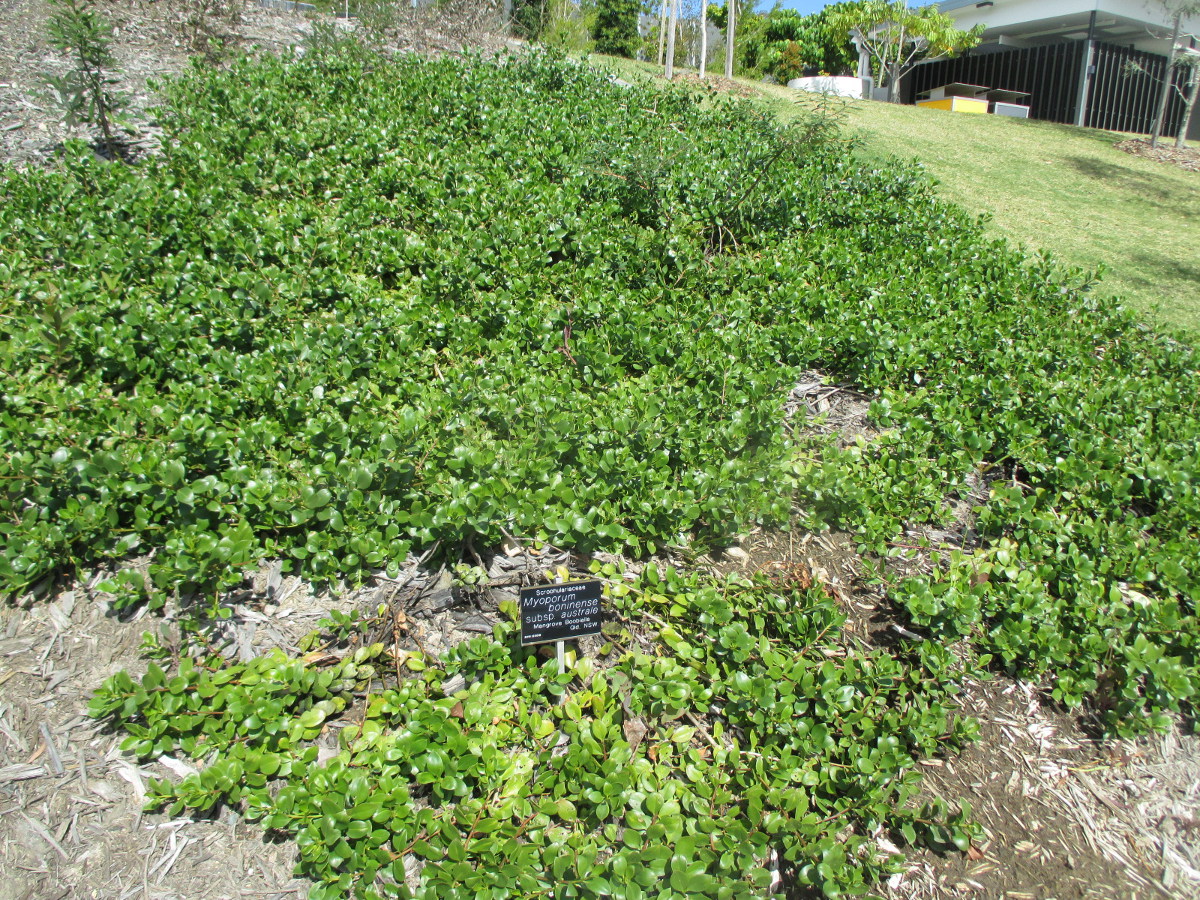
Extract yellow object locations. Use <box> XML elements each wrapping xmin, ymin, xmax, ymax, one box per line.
<box><xmin>916</xmin><ymin>97</ymin><xmax>989</xmax><ymax>115</ymax></box>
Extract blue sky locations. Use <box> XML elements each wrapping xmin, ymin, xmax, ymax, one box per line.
<box><xmin>770</xmin><ymin>0</ymin><xmax>938</xmax><ymax>13</ymax></box>
<box><xmin>772</xmin><ymin>0</ymin><xmax>834</xmax><ymax>12</ymax></box>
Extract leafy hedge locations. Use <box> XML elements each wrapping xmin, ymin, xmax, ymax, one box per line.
<box><xmin>3</xmin><ymin>49</ymin><xmax>1200</xmax><ymax>738</ymax></box>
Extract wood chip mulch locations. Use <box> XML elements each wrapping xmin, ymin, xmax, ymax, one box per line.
<box><xmin>671</xmin><ymin>72</ymin><xmax>758</xmax><ymax>98</ymax></box>
<box><xmin>1115</xmin><ymin>137</ymin><xmax>1200</xmax><ymax>172</ymax></box>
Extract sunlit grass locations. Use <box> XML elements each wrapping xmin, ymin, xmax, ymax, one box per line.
<box><xmin>592</xmin><ymin>54</ymin><xmax>1200</xmax><ymax>338</ymax></box>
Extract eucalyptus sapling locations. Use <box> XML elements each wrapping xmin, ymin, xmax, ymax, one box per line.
<box><xmin>44</xmin><ymin>0</ymin><xmax>127</xmax><ymax>160</ymax></box>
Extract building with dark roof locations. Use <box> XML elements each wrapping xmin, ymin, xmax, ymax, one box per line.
<box><xmin>908</xmin><ymin>0</ymin><xmax>1200</xmax><ymax>138</ymax></box>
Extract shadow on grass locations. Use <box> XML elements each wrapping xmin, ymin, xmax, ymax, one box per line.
<box><xmin>1063</xmin><ymin>155</ymin><xmax>1193</xmax><ymax>209</ymax></box>
<box><xmin>1118</xmin><ymin>249</ymin><xmax>1200</xmax><ymax>340</ymax></box>
<box><xmin>1039</xmin><ymin>121</ymin><xmax>1137</xmax><ymax>148</ymax></box>
<box><xmin>1129</xmin><ymin>248</ymin><xmax>1200</xmax><ymax>286</ymax></box>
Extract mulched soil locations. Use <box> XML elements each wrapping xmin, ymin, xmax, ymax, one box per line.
<box><xmin>709</xmin><ymin>516</ymin><xmax>1200</xmax><ymax>900</ymax></box>
<box><xmin>1115</xmin><ymin>138</ymin><xmax>1200</xmax><ymax>173</ymax></box>
<box><xmin>0</xmin><ymin>577</ymin><xmax>323</xmax><ymax>900</ymax></box>
<box><xmin>0</xmin><ymin>0</ymin><xmax>301</xmax><ymax>168</ymax></box>
<box><xmin>0</xmin><ymin>0</ymin><xmax>514</xmax><ymax>169</ymax></box>
<box><xmin>671</xmin><ymin>71</ymin><xmax>758</xmax><ymax>98</ymax></box>
<box><xmin>898</xmin><ymin>677</ymin><xmax>1196</xmax><ymax>900</ymax></box>
<box><xmin>702</xmin><ymin>373</ymin><xmax>1200</xmax><ymax>900</ymax></box>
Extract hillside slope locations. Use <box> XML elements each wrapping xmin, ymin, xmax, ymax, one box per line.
<box><xmin>835</xmin><ymin>99</ymin><xmax>1200</xmax><ymax>337</ymax></box>
<box><xmin>596</xmin><ymin>56</ymin><xmax>1200</xmax><ymax>337</ymax></box>
<box><xmin>3</xmin><ymin>31</ymin><xmax>1200</xmax><ymax>900</ymax></box>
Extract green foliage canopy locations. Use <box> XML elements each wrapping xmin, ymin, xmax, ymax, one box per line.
<box><xmin>592</xmin><ymin>0</ymin><xmax>640</xmax><ymax>57</ymax></box>
<box><xmin>743</xmin><ymin>3</ymin><xmax>861</xmax><ymax>82</ymax></box>
<box><xmin>829</xmin><ymin>0</ymin><xmax>983</xmax><ymax>100</ymax></box>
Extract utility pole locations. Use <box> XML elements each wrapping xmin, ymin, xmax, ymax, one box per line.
<box><xmin>657</xmin><ymin>0</ymin><xmax>668</xmax><ymax>66</ymax></box>
<box><xmin>724</xmin><ymin>0</ymin><xmax>735</xmax><ymax>79</ymax></box>
<box><xmin>665</xmin><ymin>0</ymin><xmax>679</xmax><ymax>79</ymax></box>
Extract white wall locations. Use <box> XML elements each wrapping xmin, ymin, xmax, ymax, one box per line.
<box><xmin>945</xmin><ymin>0</ymin><xmax>1200</xmax><ymax>41</ymax></box>
<box><xmin>787</xmin><ymin>76</ymin><xmax>864</xmax><ymax>99</ymax></box>
<box><xmin>948</xmin><ymin>0</ymin><xmax>1094</xmax><ymax>33</ymax></box>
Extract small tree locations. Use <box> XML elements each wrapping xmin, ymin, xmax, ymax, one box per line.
<box><xmin>355</xmin><ymin>0</ymin><xmax>402</xmax><ymax>49</ymax></box>
<box><xmin>44</xmin><ymin>0</ymin><xmax>127</xmax><ymax>159</ymax></box>
<box><xmin>171</xmin><ymin>0</ymin><xmax>242</xmax><ymax>59</ymax></box>
<box><xmin>542</xmin><ymin>0</ymin><xmax>594</xmax><ymax>56</ymax></box>
<box><xmin>1147</xmin><ymin>0</ymin><xmax>1200</xmax><ymax>148</ymax></box>
<box><xmin>593</xmin><ymin>0</ymin><xmax>640</xmax><ymax>57</ymax></box>
<box><xmin>1175</xmin><ymin>50</ymin><xmax>1200</xmax><ymax>148</ymax></box>
<box><xmin>831</xmin><ymin>1</ymin><xmax>982</xmax><ymax>102</ymax></box>
<box><xmin>1123</xmin><ymin>41</ymin><xmax>1200</xmax><ymax>145</ymax></box>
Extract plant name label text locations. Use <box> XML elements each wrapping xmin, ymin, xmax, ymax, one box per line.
<box><xmin>519</xmin><ymin>580</ymin><xmax>603</xmax><ymax>645</ymax></box>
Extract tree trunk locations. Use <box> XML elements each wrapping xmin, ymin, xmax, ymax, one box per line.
<box><xmin>656</xmin><ymin>0</ymin><xmax>667</xmax><ymax>66</ymax></box>
<box><xmin>80</xmin><ymin>55</ymin><xmax>118</xmax><ymax>160</ymax></box>
<box><xmin>1177</xmin><ymin>61</ymin><xmax>1199</xmax><ymax>148</ymax></box>
<box><xmin>887</xmin><ymin>22</ymin><xmax>905</xmax><ymax>103</ymax></box>
<box><xmin>699</xmin><ymin>0</ymin><xmax>707</xmax><ymax>78</ymax></box>
<box><xmin>723</xmin><ymin>0</ymin><xmax>735</xmax><ymax>79</ymax></box>
<box><xmin>665</xmin><ymin>0</ymin><xmax>678</xmax><ymax>79</ymax></box>
<box><xmin>1150</xmin><ymin>12</ymin><xmax>1182</xmax><ymax>148</ymax></box>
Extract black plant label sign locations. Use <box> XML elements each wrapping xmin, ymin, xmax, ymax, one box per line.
<box><xmin>519</xmin><ymin>580</ymin><xmax>603</xmax><ymax>646</ymax></box>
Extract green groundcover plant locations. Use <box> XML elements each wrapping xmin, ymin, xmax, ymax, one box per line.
<box><xmin>3</xmin><ymin>44</ymin><xmax>1200</xmax><ymax>760</ymax></box>
<box><xmin>91</xmin><ymin>565</ymin><xmax>982</xmax><ymax>899</ymax></box>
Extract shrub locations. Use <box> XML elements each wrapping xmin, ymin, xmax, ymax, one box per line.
<box><xmin>743</xmin><ymin>3</ymin><xmax>860</xmax><ymax>82</ymax></box>
<box><xmin>540</xmin><ymin>0</ymin><xmax>593</xmax><ymax>56</ymax></box>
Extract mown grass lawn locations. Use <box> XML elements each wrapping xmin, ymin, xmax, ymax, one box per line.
<box><xmin>594</xmin><ymin>55</ymin><xmax>1200</xmax><ymax>338</ymax></box>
